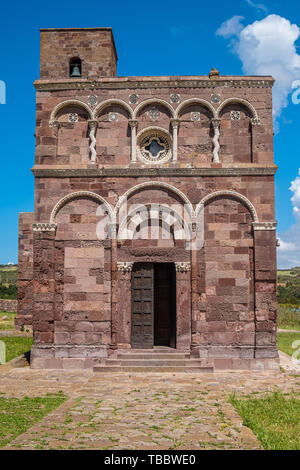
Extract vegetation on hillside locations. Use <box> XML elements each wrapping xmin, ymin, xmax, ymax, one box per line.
<box><xmin>0</xmin><ymin>265</ymin><xmax>18</xmax><ymax>299</ymax></box>
<box><xmin>277</xmin><ymin>267</ymin><xmax>300</xmax><ymax>306</ymax></box>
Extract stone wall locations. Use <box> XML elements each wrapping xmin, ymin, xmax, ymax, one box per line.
<box><xmin>34</xmin><ymin>82</ymin><xmax>273</xmax><ymax>168</ymax></box>
<box><xmin>0</xmin><ymin>299</ymin><xmax>17</xmax><ymax>312</ymax></box>
<box><xmin>15</xmin><ymin>212</ymin><xmax>34</xmax><ymax>329</ymax></box>
<box><xmin>39</xmin><ymin>28</ymin><xmax>117</xmax><ymax>79</ymax></box>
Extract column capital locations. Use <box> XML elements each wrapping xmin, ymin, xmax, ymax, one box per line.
<box><xmin>32</xmin><ymin>223</ymin><xmax>57</xmax><ymax>232</ymax></box>
<box><xmin>49</xmin><ymin>120</ymin><xmax>60</xmax><ymax>128</ymax></box>
<box><xmin>128</xmin><ymin>119</ymin><xmax>138</xmax><ymax>128</ymax></box>
<box><xmin>251</xmin><ymin>118</ymin><xmax>261</xmax><ymax>126</ymax></box>
<box><xmin>175</xmin><ymin>262</ymin><xmax>191</xmax><ymax>272</ymax></box>
<box><xmin>117</xmin><ymin>262</ymin><xmax>134</xmax><ymax>273</ymax></box>
<box><xmin>252</xmin><ymin>221</ymin><xmax>277</xmax><ymax>231</ymax></box>
<box><xmin>88</xmin><ymin>120</ymin><xmax>98</xmax><ymax>130</ymax></box>
<box><xmin>211</xmin><ymin>118</ymin><xmax>221</xmax><ymax>128</ymax></box>
<box><xmin>170</xmin><ymin>118</ymin><xmax>180</xmax><ymax>128</ymax></box>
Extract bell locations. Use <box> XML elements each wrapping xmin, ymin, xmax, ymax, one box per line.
<box><xmin>70</xmin><ymin>65</ymin><xmax>81</xmax><ymax>77</ymax></box>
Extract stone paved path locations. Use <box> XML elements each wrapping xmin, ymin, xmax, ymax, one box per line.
<box><xmin>0</xmin><ymin>359</ymin><xmax>299</xmax><ymax>450</ymax></box>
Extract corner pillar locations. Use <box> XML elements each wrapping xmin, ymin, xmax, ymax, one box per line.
<box><xmin>253</xmin><ymin>221</ymin><xmax>278</xmax><ymax>360</ymax></box>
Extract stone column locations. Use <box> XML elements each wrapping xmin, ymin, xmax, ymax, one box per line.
<box><xmin>170</xmin><ymin>118</ymin><xmax>180</xmax><ymax>162</ymax></box>
<box><xmin>31</xmin><ymin>223</ymin><xmax>57</xmax><ymax>368</ymax></box>
<box><xmin>175</xmin><ymin>262</ymin><xmax>191</xmax><ymax>350</ymax></box>
<box><xmin>211</xmin><ymin>119</ymin><xmax>221</xmax><ymax>163</ymax></box>
<box><xmin>129</xmin><ymin>119</ymin><xmax>138</xmax><ymax>163</ymax></box>
<box><xmin>253</xmin><ymin>222</ymin><xmax>279</xmax><ymax>365</ymax></box>
<box><xmin>117</xmin><ymin>262</ymin><xmax>134</xmax><ymax>348</ymax></box>
<box><xmin>88</xmin><ymin>120</ymin><xmax>98</xmax><ymax>163</ymax></box>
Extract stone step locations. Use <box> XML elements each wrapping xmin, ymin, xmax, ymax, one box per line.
<box><xmin>107</xmin><ymin>359</ymin><xmax>187</xmax><ymax>367</ymax></box>
<box><xmin>184</xmin><ymin>366</ymin><xmax>214</xmax><ymax>373</ymax></box>
<box><xmin>120</xmin><ymin>349</ymin><xmax>188</xmax><ymax>354</ymax></box>
<box><xmin>117</xmin><ymin>353</ymin><xmax>189</xmax><ymax>360</ymax></box>
<box><xmin>93</xmin><ymin>365</ymin><xmax>213</xmax><ymax>373</ymax></box>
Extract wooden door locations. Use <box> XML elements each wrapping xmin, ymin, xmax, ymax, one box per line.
<box><xmin>131</xmin><ymin>263</ymin><xmax>154</xmax><ymax>348</ymax></box>
<box><xmin>154</xmin><ymin>263</ymin><xmax>176</xmax><ymax>347</ymax></box>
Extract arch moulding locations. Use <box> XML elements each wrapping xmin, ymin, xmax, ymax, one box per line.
<box><xmin>114</xmin><ymin>181</ymin><xmax>195</xmax><ymax>221</ymax></box>
<box><xmin>217</xmin><ymin>98</ymin><xmax>259</xmax><ymax>121</ymax></box>
<box><xmin>175</xmin><ymin>98</ymin><xmax>217</xmax><ymax>119</ymax></box>
<box><xmin>196</xmin><ymin>190</ymin><xmax>259</xmax><ymax>223</ymax></box>
<box><xmin>133</xmin><ymin>99</ymin><xmax>175</xmax><ymax>119</ymax></box>
<box><xmin>50</xmin><ymin>99</ymin><xmax>93</xmax><ymax>122</ymax></box>
<box><xmin>50</xmin><ymin>191</ymin><xmax>114</xmax><ymax>224</ymax></box>
<box><xmin>93</xmin><ymin>99</ymin><xmax>133</xmax><ymax>119</ymax></box>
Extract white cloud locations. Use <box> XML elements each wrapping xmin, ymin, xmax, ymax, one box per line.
<box><xmin>277</xmin><ymin>238</ymin><xmax>297</xmax><ymax>252</ymax></box>
<box><xmin>217</xmin><ymin>14</ymin><xmax>300</xmax><ymax>121</ymax></box>
<box><xmin>290</xmin><ymin>175</ymin><xmax>300</xmax><ymax>209</ymax></box>
<box><xmin>217</xmin><ymin>14</ymin><xmax>300</xmax><ymax>267</ymax></box>
<box><xmin>245</xmin><ymin>0</ymin><xmax>268</xmax><ymax>13</ymax></box>
<box><xmin>277</xmin><ymin>171</ymin><xmax>300</xmax><ymax>268</ymax></box>
<box><xmin>216</xmin><ymin>16</ymin><xmax>245</xmax><ymax>38</ymax></box>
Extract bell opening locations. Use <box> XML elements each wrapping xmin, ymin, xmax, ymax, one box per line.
<box><xmin>69</xmin><ymin>57</ymin><xmax>82</xmax><ymax>78</ymax></box>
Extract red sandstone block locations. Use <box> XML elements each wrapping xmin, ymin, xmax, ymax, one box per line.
<box><xmin>31</xmin><ymin>358</ymin><xmax>63</xmax><ymax>369</ymax></box>
<box><xmin>213</xmin><ymin>358</ymin><xmax>233</xmax><ymax>369</ymax></box>
<box><xmin>232</xmin><ymin>358</ymin><xmax>251</xmax><ymax>370</ymax></box>
<box><xmin>54</xmin><ymin>332</ymin><xmax>70</xmax><ymax>344</ymax></box>
<box><xmin>39</xmin><ymin>332</ymin><xmax>54</xmax><ymax>343</ymax></box>
<box><xmin>62</xmin><ymin>358</ymin><xmax>86</xmax><ymax>369</ymax></box>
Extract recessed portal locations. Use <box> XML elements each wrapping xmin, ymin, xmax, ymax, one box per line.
<box><xmin>131</xmin><ymin>263</ymin><xmax>176</xmax><ymax>349</ymax></box>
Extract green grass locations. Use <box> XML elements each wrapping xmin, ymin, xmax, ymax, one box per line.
<box><xmin>0</xmin><ymin>311</ymin><xmax>16</xmax><ymax>330</ymax></box>
<box><xmin>229</xmin><ymin>390</ymin><xmax>300</xmax><ymax>450</ymax></box>
<box><xmin>0</xmin><ymin>336</ymin><xmax>33</xmax><ymax>363</ymax></box>
<box><xmin>0</xmin><ymin>392</ymin><xmax>67</xmax><ymax>448</ymax></box>
<box><xmin>277</xmin><ymin>332</ymin><xmax>300</xmax><ymax>357</ymax></box>
<box><xmin>278</xmin><ymin>305</ymin><xmax>300</xmax><ymax>331</ymax></box>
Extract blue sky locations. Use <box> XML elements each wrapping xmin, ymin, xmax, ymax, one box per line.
<box><xmin>0</xmin><ymin>0</ymin><xmax>299</xmax><ymax>267</ymax></box>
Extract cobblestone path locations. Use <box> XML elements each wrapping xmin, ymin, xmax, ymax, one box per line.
<box><xmin>0</xmin><ymin>359</ymin><xmax>299</xmax><ymax>450</ymax></box>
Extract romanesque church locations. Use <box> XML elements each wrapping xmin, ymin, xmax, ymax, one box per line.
<box><xmin>16</xmin><ymin>28</ymin><xmax>279</xmax><ymax>371</ymax></box>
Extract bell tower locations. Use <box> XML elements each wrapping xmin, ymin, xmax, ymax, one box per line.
<box><xmin>39</xmin><ymin>27</ymin><xmax>117</xmax><ymax>79</ymax></box>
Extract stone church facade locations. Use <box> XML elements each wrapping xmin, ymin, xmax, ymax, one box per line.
<box><xmin>16</xmin><ymin>27</ymin><xmax>279</xmax><ymax>370</ymax></box>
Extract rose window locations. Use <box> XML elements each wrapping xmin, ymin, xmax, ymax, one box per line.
<box><xmin>137</xmin><ymin>129</ymin><xmax>171</xmax><ymax>164</ymax></box>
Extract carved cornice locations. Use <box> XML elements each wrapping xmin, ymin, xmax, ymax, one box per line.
<box><xmin>49</xmin><ymin>120</ymin><xmax>60</xmax><ymax>128</ymax></box>
<box><xmin>117</xmin><ymin>262</ymin><xmax>134</xmax><ymax>273</ymax></box>
<box><xmin>252</xmin><ymin>222</ymin><xmax>277</xmax><ymax>231</ymax></box>
<box><xmin>32</xmin><ymin>223</ymin><xmax>57</xmax><ymax>232</ymax></box>
<box><xmin>34</xmin><ymin>78</ymin><xmax>274</xmax><ymax>92</ymax></box>
<box><xmin>32</xmin><ymin>166</ymin><xmax>277</xmax><ymax>178</ymax></box>
<box><xmin>175</xmin><ymin>262</ymin><xmax>191</xmax><ymax>272</ymax></box>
